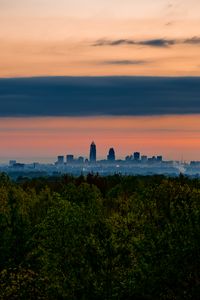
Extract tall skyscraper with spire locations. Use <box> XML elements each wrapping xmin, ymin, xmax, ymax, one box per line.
<box><xmin>89</xmin><ymin>141</ymin><xmax>96</xmax><ymax>162</ymax></box>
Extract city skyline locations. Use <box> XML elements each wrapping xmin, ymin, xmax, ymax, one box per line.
<box><xmin>3</xmin><ymin>139</ymin><xmax>200</xmax><ymax>179</ymax></box>
<box><xmin>0</xmin><ymin>114</ymin><xmax>199</xmax><ymax>163</ymax></box>
<box><xmin>55</xmin><ymin>141</ymin><xmax>163</xmax><ymax>163</ymax></box>
<box><xmin>0</xmin><ymin>131</ymin><xmax>199</xmax><ymax>164</ymax></box>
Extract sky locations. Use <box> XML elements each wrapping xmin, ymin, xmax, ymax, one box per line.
<box><xmin>1</xmin><ymin>0</ymin><xmax>200</xmax><ymax>77</ymax></box>
<box><xmin>0</xmin><ymin>0</ymin><xmax>200</xmax><ymax>162</ymax></box>
<box><xmin>0</xmin><ymin>115</ymin><xmax>200</xmax><ymax>163</ymax></box>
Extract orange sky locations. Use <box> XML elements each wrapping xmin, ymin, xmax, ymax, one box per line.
<box><xmin>0</xmin><ymin>1</ymin><xmax>200</xmax><ymax>162</ymax></box>
<box><xmin>0</xmin><ymin>115</ymin><xmax>199</xmax><ymax>162</ymax></box>
<box><xmin>0</xmin><ymin>0</ymin><xmax>200</xmax><ymax>77</ymax></box>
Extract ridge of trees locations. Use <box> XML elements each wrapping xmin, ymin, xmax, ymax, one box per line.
<box><xmin>0</xmin><ymin>173</ymin><xmax>199</xmax><ymax>299</ymax></box>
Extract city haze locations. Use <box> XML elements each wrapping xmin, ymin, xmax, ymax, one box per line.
<box><xmin>0</xmin><ymin>115</ymin><xmax>199</xmax><ymax>162</ymax></box>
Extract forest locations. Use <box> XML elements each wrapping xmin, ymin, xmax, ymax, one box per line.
<box><xmin>0</xmin><ymin>172</ymin><xmax>199</xmax><ymax>299</ymax></box>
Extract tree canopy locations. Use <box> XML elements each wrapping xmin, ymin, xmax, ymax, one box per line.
<box><xmin>0</xmin><ymin>173</ymin><xmax>199</xmax><ymax>299</ymax></box>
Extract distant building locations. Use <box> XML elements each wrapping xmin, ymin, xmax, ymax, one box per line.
<box><xmin>9</xmin><ymin>160</ymin><xmax>17</xmax><ymax>166</ymax></box>
<box><xmin>125</xmin><ymin>155</ymin><xmax>132</xmax><ymax>161</ymax></box>
<box><xmin>148</xmin><ymin>156</ymin><xmax>157</xmax><ymax>163</ymax></box>
<box><xmin>57</xmin><ymin>155</ymin><xmax>64</xmax><ymax>164</ymax></box>
<box><xmin>78</xmin><ymin>156</ymin><xmax>84</xmax><ymax>163</ymax></box>
<box><xmin>107</xmin><ymin>148</ymin><xmax>115</xmax><ymax>161</ymax></box>
<box><xmin>190</xmin><ymin>161</ymin><xmax>200</xmax><ymax>167</ymax></box>
<box><xmin>141</xmin><ymin>155</ymin><xmax>148</xmax><ymax>162</ymax></box>
<box><xmin>66</xmin><ymin>155</ymin><xmax>74</xmax><ymax>163</ymax></box>
<box><xmin>157</xmin><ymin>156</ymin><xmax>163</xmax><ymax>162</ymax></box>
<box><xmin>13</xmin><ymin>163</ymin><xmax>25</xmax><ymax>169</ymax></box>
<box><xmin>133</xmin><ymin>152</ymin><xmax>140</xmax><ymax>161</ymax></box>
<box><xmin>33</xmin><ymin>162</ymin><xmax>39</xmax><ymax>168</ymax></box>
<box><xmin>89</xmin><ymin>141</ymin><xmax>96</xmax><ymax>162</ymax></box>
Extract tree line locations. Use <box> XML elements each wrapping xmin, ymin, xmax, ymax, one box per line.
<box><xmin>0</xmin><ymin>172</ymin><xmax>200</xmax><ymax>299</ymax></box>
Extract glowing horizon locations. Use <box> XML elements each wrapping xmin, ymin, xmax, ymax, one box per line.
<box><xmin>0</xmin><ymin>115</ymin><xmax>199</xmax><ymax>163</ymax></box>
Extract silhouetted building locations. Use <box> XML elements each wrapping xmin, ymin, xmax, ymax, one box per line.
<box><xmin>148</xmin><ymin>156</ymin><xmax>157</xmax><ymax>163</ymax></box>
<box><xmin>9</xmin><ymin>160</ymin><xmax>16</xmax><ymax>166</ymax></box>
<box><xmin>141</xmin><ymin>155</ymin><xmax>148</xmax><ymax>162</ymax></box>
<box><xmin>107</xmin><ymin>148</ymin><xmax>115</xmax><ymax>161</ymax></box>
<box><xmin>13</xmin><ymin>163</ymin><xmax>25</xmax><ymax>169</ymax></box>
<box><xmin>89</xmin><ymin>141</ymin><xmax>96</xmax><ymax>162</ymax></box>
<box><xmin>125</xmin><ymin>155</ymin><xmax>132</xmax><ymax>161</ymax></box>
<box><xmin>157</xmin><ymin>156</ymin><xmax>163</xmax><ymax>162</ymax></box>
<box><xmin>78</xmin><ymin>156</ymin><xmax>84</xmax><ymax>163</ymax></box>
<box><xmin>33</xmin><ymin>162</ymin><xmax>39</xmax><ymax>168</ymax></box>
<box><xmin>66</xmin><ymin>155</ymin><xmax>74</xmax><ymax>163</ymax></box>
<box><xmin>57</xmin><ymin>156</ymin><xmax>64</xmax><ymax>164</ymax></box>
<box><xmin>133</xmin><ymin>152</ymin><xmax>140</xmax><ymax>161</ymax></box>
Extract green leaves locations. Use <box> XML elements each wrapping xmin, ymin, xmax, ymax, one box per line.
<box><xmin>0</xmin><ymin>173</ymin><xmax>200</xmax><ymax>299</ymax></box>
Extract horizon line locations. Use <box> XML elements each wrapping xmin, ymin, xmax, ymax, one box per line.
<box><xmin>1</xmin><ymin>75</ymin><xmax>200</xmax><ymax>80</ymax></box>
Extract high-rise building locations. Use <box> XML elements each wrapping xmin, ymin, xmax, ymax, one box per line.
<box><xmin>133</xmin><ymin>152</ymin><xmax>140</xmax><ymax>161</ymax></box>
<box><xmin>157</xmin><ymin>155</ymin><xmax>163</xmax><ymax>162</ymax></box>
<box><xmin>89</xmin><ymin>141</ymin><xmax>96</xmax><ymax>162</ymax></box>
<box><xmin>78</xmin><ymin>156</ymin><xmax>84</xmax><ymax>163</ymax></box>
<box><xmin>125</xmin><ymin>155</ymin><xmax>132</xmax><ymax>161</ymax></box>
<box><xmin>66</xmin><ymin>154</ymin><xmax>74</xmax><ymax>163</ymax></box>
<box><xmin>57</xmin><ymin>155</ymin><xmax>64</xmax><ymax>164</ymax></box>
<box><xmin>107</xmin><ymin>148</ymin><xmax>115</xmax><ymax>161</ymax></box>
<box><xmin>141</xmin><ymin>155</ymin><xmax>148</xmax><ymax>162</ymax></box>
<box><xmin>9</xmin><ymin>160</ymin><xmax>17</xmax><ymax>166</ymax></box>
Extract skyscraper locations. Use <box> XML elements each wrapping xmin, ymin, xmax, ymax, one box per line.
<box><xmin>66</xmin><ymin>154</ymin><xmax>74</xmax><ymax>163</ymax></box>
<box><xmin>133</xmin><ymin>152</ymin><xmax>140</xmax><ymax>161</ymax></box>
<box><xmin>107</xmin><ymin>148</ymin><xmax>115</xmax><ymax>161</ymax></box>
<box><xmin>57</xmin><ymin>155</ymin><xmax>64</xmax><ymax>164</ymax></box>
<box><xmin>157</xmin><ymin>155</ymin><xmax>163</xmax><ymax>162</ymax></box>
<box><xmin>89</xmin><ymin>141</ymin><xmax>96</xmax><ymax>162</ymax></box>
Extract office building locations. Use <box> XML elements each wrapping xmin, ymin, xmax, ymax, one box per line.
<box><xmin>9</xmin><ymin>160</ymin><xmax>17</xmax><ymax>166</ymax></box>
<box><xmin>89</xmin><ymin>141</ymin><xmax>96</xmax><ymax>162</ymax></box>
<box><xmin>78</xmin><ymin>156</ymin><xmax>84</xmax><ymax>163</ymax></box>
<box><xmin>157</xmin><ymin>156</ymin><xmax>163</xmax><ymax>162</ymax></box>
<box><xmin>57</xmin><ymin>155</ymin><xmax>64</xmax><ymax>164</ymax></box>
<box><xmin>133</xmin><ymin>152</ymin><xmax>140</xmax><ymax>161</ymax></box>
<box><xmin>141</xmin><ymin>155</ymin><xmax>148</xmax><ymax>162</ymax></box>
<box><xmin>107</xmin><ymin>148</ymin><xmax>115</xmax><ymax>161</ymax></box>
<box><xmin>66</xmin><ymin>155</ymin><xmax>74</xmax><ymax>163</ymax></box>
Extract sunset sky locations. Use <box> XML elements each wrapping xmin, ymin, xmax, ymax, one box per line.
<box><xmin>1</xmin><ymin>0</ymin><xmax>200</xmax><ymax>77</ymax></box>
<box><xmin>0</xmin><ymin>0</ymin><xmax>200</xmax><ymax>162</ymax></box>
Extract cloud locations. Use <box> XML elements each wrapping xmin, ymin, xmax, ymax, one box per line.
<box><xmin>93</xmin><ymin>37</ymin><xmax>200</xmax><ymax>48</ymax></box>
<box><xmin>184</xmin><ymin>37</ymin><xmax>200</xmax><ymax>44</ymax></box>
<box><xmin>100</xmin><ymin>60</ymin><xmax>147</xmax><ymax>65</ymax></box>
<box><xmin>94</xmin><ymin>39</ymin><xmax>135</xmax><ymax>46</ymax></box>
<box><xmin>93</xmin><ymin>38</ymin><xmax>175</xmax><ymax>48</ymax></box>
<box><xmin>139</xmin><ymin>39</ymin><xmax>175</xmax><ymax>47</ymax></box>
<box><xmin>165</xmin><ymin>22</ymin><xmax>174</xmax><ymax>26</ymax></box>
<box><xmin>0</xmin><ymin>77</ymin><xmax>200</xmax><ymax>117</ymax></box>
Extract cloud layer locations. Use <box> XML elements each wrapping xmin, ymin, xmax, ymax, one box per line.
<box><xmin>94</xmin><ymin>37</ymin><xmax>200</xmax><ymax>47</ymax></box>
<box><xmin>0</xmin><ymin>76</ymin><xmax>200</xmax><ymax>116</ymax></box>
<box><xmin>100</xmin><ymin>60</ymin><xmax>147</xmax><ymax>65</ymax></box>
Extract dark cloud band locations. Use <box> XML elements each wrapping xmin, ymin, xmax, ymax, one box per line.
<box><xmin>0</xmin><ymin>76</ymin><xmax>200</xmax><ymax>117</ymax></box>
<box><xmin>93</xmin><ymin>37</ymin><xmax>200</xmax><ymax>47</ymax></box>
<box><xmin>100</xmin><ymin>60</ymin><xmax>147</xmax><ymax>65</ymax></box>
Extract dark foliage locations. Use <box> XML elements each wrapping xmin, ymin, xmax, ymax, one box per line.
<box><xmin>0</xmin><ymin>173</ymin><xmax>199</xmax><ymax>299</ymax></box>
